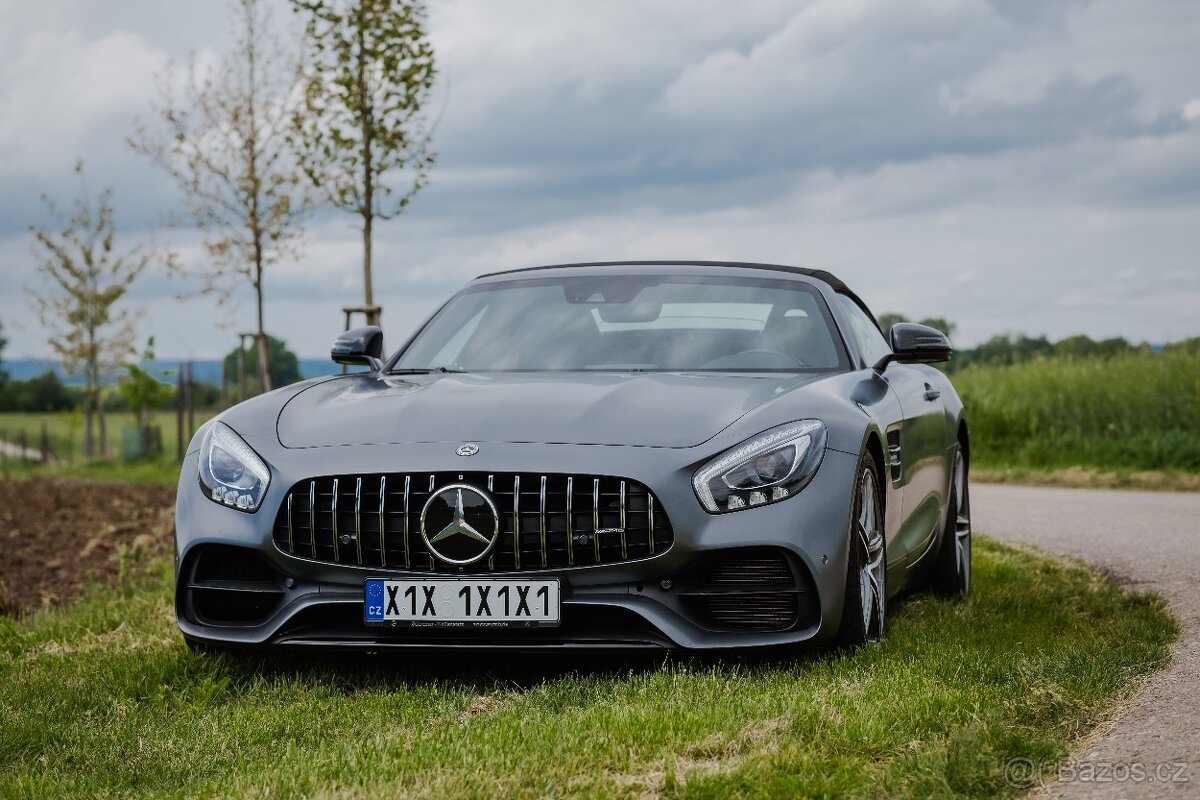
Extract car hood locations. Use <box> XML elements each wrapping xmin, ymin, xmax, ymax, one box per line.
<box><xmin>276</xmin><ymin>371</ymin><xmax>828</xmax><ymax>449</ymax></box>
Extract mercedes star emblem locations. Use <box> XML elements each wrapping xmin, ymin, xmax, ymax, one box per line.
<box><xmin>456</xmin><ymin>443</ymin><xmax>479</xmax><ymax>456</ymax></box>
<box><xmin>419</xmin><ymin>483</ymin><xmax>500</xmax><ymax>565</ymax></box>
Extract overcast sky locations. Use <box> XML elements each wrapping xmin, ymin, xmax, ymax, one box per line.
<box><xmin>1</xmin><ymin>0</ymin><xmax>1197</xmax><ymax>359</ymax></box>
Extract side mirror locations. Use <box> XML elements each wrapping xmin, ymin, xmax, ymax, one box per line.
<box><xmin>331</xmin><ymin>326</ymin><xmax>384</xmax><ymax>371</ymax></box>
<box><xmin>874</xmin><ymin>323</ymin><xmax>951</xmax><ymax>371</ymax></box>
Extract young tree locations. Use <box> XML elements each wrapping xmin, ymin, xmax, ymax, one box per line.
<box><xmin>131</xmin><ymin>0</ymin><xmax>310</xmax><ymax>394</ymax></box>
<box><xmin>30</xmin><ymin>163</ymin><xmax>148</xmax><ymax>459</ymax></box>
<box><xmin>222</xmin><ymin>334</ymin><xmax>302</xmax><ymax>397</ymax></box>
<box><xmin>0</xmin><ymin>319</ymin><xmax>8</xmax><ymax>384</ymax></box>
<box><xmin>290</xmin><ymin>0</ymin><xmax>437</xmax><ymax>325</ymax></box>
<box><xmin>118</xmin><ymin>337</ymin><xmax>174</xmax><ymax>443</ymax></box>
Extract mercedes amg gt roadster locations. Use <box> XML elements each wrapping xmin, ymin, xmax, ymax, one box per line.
<box><xmin>176</xmin><ymin>261</ymin><xmax>971</xmax><ymax>652</ymax></box>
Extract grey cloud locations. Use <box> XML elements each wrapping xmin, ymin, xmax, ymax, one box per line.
<box><xmin>0</xmin><ymin>0</ymin><xmax>1198</xmax><ymax>358</ymax></box>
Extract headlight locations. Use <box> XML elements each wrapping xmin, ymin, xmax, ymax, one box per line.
<box><xmin>198</xmin><ymin>422</ymin><xmax>271</xmax><ymax>512</ymax></box>
<box><xmin>693</xmin><ymin>421</ymin><xmax>826</xmax><ymax>513</ymax></box>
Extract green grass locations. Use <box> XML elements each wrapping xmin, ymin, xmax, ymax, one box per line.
<box><xmin>954</xmin><ymin>348</ymin><xmax>1200</xmax><ymax>473</ymax></box>
<box><xmin>0</xmin><ymin>538</ymin><xmax>1176</xmax><ymax>799</ymax></box>
<box><xmin>971</xmin><ymin>465</ymin><xmax>1200</xmax><ymax>493</ymax></box>
<box><xmin>0</xmin><ymin>456</ymin><xmax>183</xmax><ymax>487</ymax></box>
<box><xmin>0</xmin><ymin>410</ymin><xmax>214</xmax><ymax>467</ymax></box>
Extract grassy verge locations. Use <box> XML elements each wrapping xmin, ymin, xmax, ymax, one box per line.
<box><xmin>0</xmin><ymin>456</ymin><xmax>182</xmax><ymax>487</ymax></box>
<box><xmin>0</xmin><ymin>537</ymin><xmax>1176</xmax><ymax>799</ymax></box>
<box><xmin>973</xmin><ymin>465</ymin><xmax>1200</xmax><ymax>492</ymax></box>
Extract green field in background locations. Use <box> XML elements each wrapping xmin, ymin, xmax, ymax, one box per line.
<box><xmin>954</xmin><ymin>348</ymin><xmax>1200</xmax><ymax>473</ymax></box>
<box><xmin>0</xmin><ymin>410</ymin><xmax>213</xmax><ymax>462</ymax></box>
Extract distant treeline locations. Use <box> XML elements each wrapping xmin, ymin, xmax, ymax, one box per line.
<box><xmin>874</xmin><ymin>311</ymin><xmax>1198</xmax><ymax>372</ymax></box>
<box><xmin>0</xmin><ymin>372</ymin><xmax>221</xmax><ymax>414</ymax></box>
<box><xmin>0</xmin><ymin>334</ymin><xmax>305</xmax><ymax>413</ymax></box>
<box><xmin>3</xmin><ymin>332</ymin><xmax>1197</xmax><ymax>413</ymax></box>
<box><xmin>946</xmin><ymin>333</ymin><xmax>1199</xmax><ymax>372</ymax></box>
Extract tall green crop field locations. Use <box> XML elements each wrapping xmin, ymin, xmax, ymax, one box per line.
<box><xmin>954</xmin><ymin>347</ymin><xmax>1200</xmax><ymax>472</ymax></box>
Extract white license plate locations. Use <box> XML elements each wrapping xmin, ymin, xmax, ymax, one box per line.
<box><xmin>364</xmin><ymin>578</ymin><xmax>560</xmax><ymax>627</ymax></box>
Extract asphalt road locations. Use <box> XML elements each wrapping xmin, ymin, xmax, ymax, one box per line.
<box><xmin>973</xmin><ymin>483</ymin><xmax>1200</xmax><ymax>798</ymax></box>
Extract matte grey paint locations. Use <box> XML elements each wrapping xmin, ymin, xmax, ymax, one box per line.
<box><xmin>176</xmin><ymin>262</ymin><xmax>966</xmax><ymax>651</ymax></box>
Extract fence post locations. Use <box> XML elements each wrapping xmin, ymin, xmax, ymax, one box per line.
<box><xmin>186</xmin><ymin>361</ymin><xmax>195</xmax><ymax>443</ymax></box>
<box><xmin>176</xmin><ymin>364</ymin><xmax>185</xmax><ymax>462</ymax></box>
<box><xmin>237</xmin><ymin>342</ymin><xmax>246</xmax><ymax>403</ymax></box>
<box><xmin>40</xmin><ymin>421</ymin><xmax>51</xmax><ymax>464</ymax></box>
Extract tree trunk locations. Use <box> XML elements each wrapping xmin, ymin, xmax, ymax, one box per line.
<box><xmin>176</xmin><ymin>365</ymin><xmax>185</xmax><ymax>461</ymax></box>
<box><xmin>97</xmin><ymin>391</ymin><xmax>108</xmax><ymax>458</ymax></box>
<box><xmin>357</xmin><ymin>18</ymin><xmax>375</xmax><ymax>313</ymax></box>
<box><xmin>256</xmin><ymin>335</ymin><xmax>271</xmax><ymax>394</ymax></box>
<box><xmin>83</xmin><ymin>388</ymin><xmax>94</xmax><ymax>461</ymax></box>
<box><xmin>139</xmin><ymin>402</ymin><xmax>150</xmax><ymax>446</ymax></box>
<box><xmin>237</xmin><ymin>342</ymin><xmax>246</xmax><ymax>403</ymax></box>
<box><xmin>185</xmin><ymin>361</ymin><xmax>195</xmax><ymax>440</ymax></box>
<box><xmin>362</xmin><ymin>210</ymin><xmax>373</xmax><ymax>308</ymax></box>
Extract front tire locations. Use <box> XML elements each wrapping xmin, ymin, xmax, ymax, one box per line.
<box><xmin>932</xmin><ymin>447</ymin><xmax>971</xmax><ymax>597</ymax></box>
<box><xmin>836</xmin><ymin>458</ymin><xmax>886</xmax><ymax>648</ymax></box>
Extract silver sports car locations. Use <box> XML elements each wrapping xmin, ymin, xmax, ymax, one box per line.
<box><xmin>176</xmin><ymin>261</ymin><xmax>971</xmax><ymax>652</ymax></box>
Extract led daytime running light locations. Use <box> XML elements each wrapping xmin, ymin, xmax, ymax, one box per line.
<box><xmin>693</xmin><ymin>420</ymin><xmax>825</xmax><ymax>513</ymax></box>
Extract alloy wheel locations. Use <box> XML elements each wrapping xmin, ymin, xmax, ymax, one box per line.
<box><xmin>952</xmin><ymin>450</ymin><xmax>972</xmax><ymax>595</ymax></box>
<box><xmin>856</xmin><ymin>467</ymin><xmax>886</xmax><ymax>642</ymax></box>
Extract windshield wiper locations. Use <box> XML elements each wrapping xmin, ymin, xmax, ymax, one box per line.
<box><xmin>390</xmin><ymin>366</ymin><xmax>466</xmax><ymax>374</ymax></box>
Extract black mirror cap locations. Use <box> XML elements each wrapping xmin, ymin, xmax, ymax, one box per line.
<box><xmin>331</xmin><ymin>326</ymin><xmax>384</xmax><ymax>368</ymax></box>
<box><xmin>889</xmin><ymin>322</ymin><xmax>952</xmax><ymax>364</ymax></box>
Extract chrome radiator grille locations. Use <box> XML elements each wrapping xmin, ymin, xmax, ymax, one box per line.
<box><xmin>272</xmin><ymin>472</ymin><xmax>673</xmax><ymax>572</ymax></box>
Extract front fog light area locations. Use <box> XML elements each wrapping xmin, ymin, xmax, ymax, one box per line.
<box><xmin>693</xmin><ymin>421</ymin><xmax>826</xmax><ymax>513</ymax></box>
<box><xmin>198</xmin><ymin>422</ymin><xmax>271</xmax><ymax>512</ymax></box>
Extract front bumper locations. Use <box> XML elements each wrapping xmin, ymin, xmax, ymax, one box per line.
<box><xmin>175</xmin><ymin>440</ymin><xmax>859</xmax><ymax>651</ymax></box>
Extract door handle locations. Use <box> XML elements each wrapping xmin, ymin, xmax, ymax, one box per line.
<box><xmin>923</xmin><ymin>384</ymin><xmax>941</xmax><ymax>402</ymax></box>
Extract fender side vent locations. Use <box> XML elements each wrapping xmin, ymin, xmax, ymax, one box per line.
<box><xmin>887</xmin><ymin>429</ymin><xmax>902</xmax><ymax>481</ymax></box>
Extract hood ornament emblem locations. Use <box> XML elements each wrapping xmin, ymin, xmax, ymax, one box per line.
<box><xmin>456</xmin><ymin>443</ymin><xmax>479</xmax><ymax>457</ymax></box>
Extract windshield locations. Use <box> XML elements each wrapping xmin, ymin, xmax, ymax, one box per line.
<box><xmin>392</xmin><ymin>275</ymin><xmax>848</xmax><ymax>373</ymax></box>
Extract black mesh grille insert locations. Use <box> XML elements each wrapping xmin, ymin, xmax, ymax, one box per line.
<box><xmin>704</xmin><ymin>554</ymin><xmax>794</xmax><ymax>586</ymax></box>
<box><xmin>704</xmin><ymin>593</ymin><xmax>800</xmax><ymax>629</ymax></box>
<box><xmin>681</xmin><ymin>548</ymin><xmax>807</xmax><ymax>632</ymax></box>
<box><xmin>272</xmin><ymin>472</ymin><xmax>674</xmax><ymax>572</ymax></box>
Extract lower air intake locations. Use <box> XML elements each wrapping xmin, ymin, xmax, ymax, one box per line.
<box><xmin>183</xmin><ymin>546</ymin><xmax>286</xmax><ymax>627</ymax></box>
<box><xmin>681</xmin><ymin>548</ymin><xmax>810</xmax><ymax>632</ymax></box>
<box><xmin>703</xmin><ymin>593</ymin><xmax>800</xmax><ymax>630</ymax></box>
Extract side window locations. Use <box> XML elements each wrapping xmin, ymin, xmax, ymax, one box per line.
<box><xmin>835</xmin><ymin>295</ymin><xmax>892</xmax><ymax>367</ymax></box>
